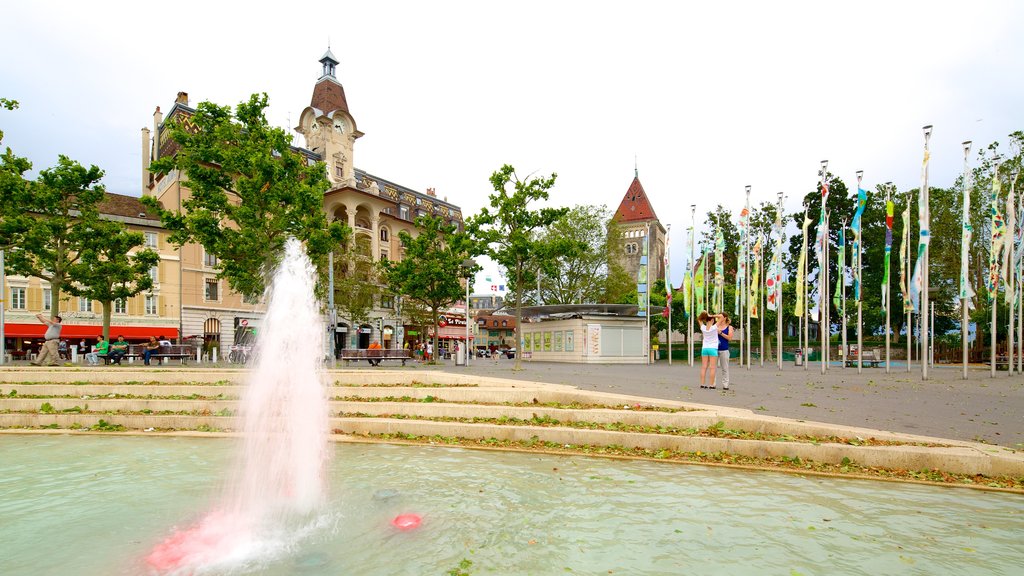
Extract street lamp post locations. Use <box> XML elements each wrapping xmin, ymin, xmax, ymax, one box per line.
<box><xmin>856</xmin><ymin>169</ymin><xmax>864</xmax><ymax>374</ymax></box>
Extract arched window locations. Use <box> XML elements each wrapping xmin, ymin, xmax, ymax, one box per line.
<box><xmin>380</xmin><ymin>227</ymin><xmax>389</xmax><ymax>242</ymax></box>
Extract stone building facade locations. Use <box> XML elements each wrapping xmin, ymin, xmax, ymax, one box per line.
<box><xmin>141</xmin><ymin>50</ymin><xmax>464</xmax><ymax>353</ymax></box>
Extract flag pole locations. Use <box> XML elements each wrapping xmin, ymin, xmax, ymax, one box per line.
<box><xmin>759</xmin><ymin>232</ymin><xmax>765</xmax><ymax>367</ymax></box>
<box><xmin>856</xmin><ymin>170</ymin><xmax>864</xmax><ymax>374</ymax></box>
<box><xmin>841</xmin><ymin>218</ymin><xmax>848</xmax><ymax>370</ymax></box>
<box><xmin>991</xmin><ymin>154</ymin><xmax>1001</xmax><ymax>379</ymax></box>
<box><xmin>798</xmin><ymin>202</ymin><xmax>806</xmax><ymax>373</ymax></box>
<box><xmin>777</xmin><ymin>191</ymin><xmax>784</xmax><ymax>370</ymax></box>
<box><xmin>1007</xmin><ymin>168</ymin><xmax>1018</xmax><ymax>376</ymax></box>
<box><xmin>885</xmin><ymin>182</ymin><xmax>893</xmax><ymax>373</ymax></box>
<box><xmin>667</xmin><ymin>223</ymin><xmax>672</xmax><ymax>366</ymax></box>
<box><xmin>689</xmin><ymin>204</ymin><xmax>696</xmax><ymax>367</ymax></box>
<box><xmin>820</xmin><ymin>160</ymin><xmax>829</xmax><ymax>374</ymax></box>
<box><xmin>921</xmin><ymin>125</ymin><xmax>933</xmax><ymax>381</ymax></box>
<box><xmin>961</xmin><ymin>141</ymin><xmax>972</xmax><ymax>379</ymax></box>
<box><xmin>745</xmin><ymin>185</ymin><xmax>752</xmax><ymax>370</ymax></box>
<box><xmin>905</xmin><ymin>187</ymin><xmax>913</xmax><ymax>373</ymax></box>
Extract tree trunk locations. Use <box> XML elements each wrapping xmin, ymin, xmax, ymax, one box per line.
<box><xmin>431</xmin><ymin>307</ymin><xmax>439</xmax><ymax>365</ymax></box>
<box><xmin>101</xmin><ymin>300</ymin><xmax>112</xmax><ymax>342</ymax></box>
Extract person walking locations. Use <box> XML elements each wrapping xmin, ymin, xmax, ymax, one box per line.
<box><xmin>86</xmin><ymin>335</ymin><xmax>108</xmax><ymax>366</ymax></box>
<box><xmin>58</xmin><ymin>339</ymin><xmax>69</xmax><ymax>360</ymax></box>
<box><xmin>30</xmin><ymin>313</ymin><xmax>62</xmax><ymax>366</ymax></box>
<box><xmin>698</xmin><ymin>311</ymin><xmax>722</xmax><ymax>389</ymax></box>
<box><xmin>715</xmin><ymin>312</ymin><xmax>734</xmax><ymax>391</ymax></box>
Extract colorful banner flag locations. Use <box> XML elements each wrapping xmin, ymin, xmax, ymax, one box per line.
<box><xmin>637</xmin><ymin>231</ymin><xmax>649</xmax><ymax>315</ymax></box>
<box><xmin>960</xmin><ymin>173</ymin><xmax>975</xmax><ymax>306</ymax></box>
<box><xmin>909</xmin><ymin>150</ymin><xmax>932</xmax><ymax>313</ymax></box>
<box><xmin>766</xmin><ymin>209</ymin><xmax>783</xmax><ymax>312</ymax></box>
<box><xmin>714</xmin><ymin>229</ymin><xmax>725</xmax><ymax>311</ymax></box>
<box><xmin>750</xmin><ymin>236</ymin><xmax>761</xmax><ymax>319</ymax></box>
<box><xmin>882</xmin><ymin>199</ymin><xmax>894</xmax><ymax>308</ymax></box>
<box><xmin>1004</xmin><ymin>177</ymin><xmax>1016</xmax><ymax>303</ymax></box>
<box><xmin>685</xmin><ymin>226</ymin><xmax>694</xmax><ymax>318</ymax></box>
<box><xmin>899</xmin><ymin>195</ymin><xmax>913</xmax><ymax>313</ymax></box>
<box><xmin>987</xmin><ymin>168</ymin><xmax>1006</xmax><ymax>302</ymax></box>
<box><xmin>736</xmin><ymin>204</ymin><xmax>750</xmax><ymax>318</ymax></box>
<box><xmin>833</xmin><ymin>224</ymin><xmax>845</xmax><ymax>313</ymax></box>
<box><xmin>795</xmin><ymin>214</ymin><xmax>812</xmax><ymax>318</ymax></box>
<box><xmin>664</xmin><ymin>227</ymin><xmax>672</xmax><ymax>304</ymax></box>
<box><xmin>851</xmin><ymin>186</ymin><xmax>867</xmax><ymax>301</ymax></box>
<box><xmin>694</xmin><ymin>254</ymin><xmax>706</xmax><ymax>315</ymax></box>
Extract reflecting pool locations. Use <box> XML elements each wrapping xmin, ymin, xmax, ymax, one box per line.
<box><xmin>1</xmin><ymin>435</ymin><xmax>1022</xmax><ymax>575</ymax></box>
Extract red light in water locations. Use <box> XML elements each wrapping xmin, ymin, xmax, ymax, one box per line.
<box><xmin>391</xmin><ymin>513</ymin><xmax>422</xmax><ymax>531</ymax></box>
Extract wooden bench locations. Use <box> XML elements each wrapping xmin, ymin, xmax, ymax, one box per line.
<box><xmin>845</xmin><ymin>348</ymin><xmax>882</xmax><ymax>367</ymax></box>
<box><xmin>120</xmin><ymin>344</ymin><xmax>194</xmax><ymax>365</ymax></box>
<box><xmin>339</xmin><ymin>349</ymin><xmax>412</xmax><ymax>366</ymax></box>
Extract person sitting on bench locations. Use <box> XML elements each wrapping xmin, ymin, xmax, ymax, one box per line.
<box><xmin>367</xmin><ymin>340</ymin><xmax>382</xmax><ymax>366</ymax></box>
<box><xmin>86</xmin><ymin>335</ymin><xmax>107</xmax><ymax>366</ymax></box>
<box><xmin>108</xmin><ymin>335</ymin><xmax>129</xmax><ymax>365</ymax></box>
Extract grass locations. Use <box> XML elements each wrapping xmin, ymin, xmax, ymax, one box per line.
<box><xmin>335</xmin><ymin>414</ymin><xmax>945</xmax><ymax>448</ymax></box>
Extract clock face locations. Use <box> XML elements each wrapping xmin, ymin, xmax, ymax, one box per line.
<box><xmin>333</xmin><ymin>120</ymin><xmax>345</xmax><ymax>133</ymax></box>
<box><xmin>310</xmin><ymin>120</ymin><xmax>319</xmax><ymax>131</ymax></box>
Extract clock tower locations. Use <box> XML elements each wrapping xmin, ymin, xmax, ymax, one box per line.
<box><xmin>295</xmin><ymin>49</ymin><xmax>363</xmax><ymax>188</ymax></box>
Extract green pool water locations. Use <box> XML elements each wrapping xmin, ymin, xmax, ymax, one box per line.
<box><xmin>1</xmin><ymin>435</ymin><xmax>1022</xmax><ymax>575</ymax></box>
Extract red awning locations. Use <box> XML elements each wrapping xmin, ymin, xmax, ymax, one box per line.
<box><xmin>3</xmin><ymin>323</ymin><xmax>179</xmax><ymax>340</ymax></box>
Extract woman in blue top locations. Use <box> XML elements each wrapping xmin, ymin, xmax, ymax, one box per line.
<box><xmin>698</xmin><ymin>311</ymin><xmax>722</xmax><ymax>389</ymax></box>
<box><xmin>716</xmin><ymin>312</ymin><xmax>734</xmax><ymax>390</ymax></box>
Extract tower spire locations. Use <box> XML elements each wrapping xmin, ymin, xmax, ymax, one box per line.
<box><xmin>634</xmin><ymin>154</ymin><xmax>638</xmax><ymax>178</ymax></box>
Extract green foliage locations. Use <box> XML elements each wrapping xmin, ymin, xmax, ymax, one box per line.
<box><xmin>381</xmin><ymin>214</ymin><xmax>476</xmax><ymax>356</ymax></box>
<box><xmin>75</xmin><ymin>220</ymin><xmax>160</xmax><ymax>340</ymax></box>
<box><xmin>1</xmin><ymin>153</ymin><xmax>108</xmax><ymax>314</ymax></box>
<box><xmin>603</xmin><ymin>217</ymin><xmax>636</xmax><ymax>304</ymax></box>
<box><xmin>39</xmin><ymin>402</ymin><xmax>54</xmax><ymax>413</ymax></box>
<box><xmin>467</xmin><ymin>165</ymin><xmax>571</xmax><ymax>368</ymax></box>
<box><xmin>144</xmin><ymin>93</ymin><xmax>348</xmax><ymax>299</ymax></box>
<box><xmin>534</xmin><ymin>204</ymin><xmax>606</xmax><ymax>304</ymax></box>
<box><xmin>334</xmin><ymin>234</ymin><xmax>381</xmax><ymax>346</ymax></box>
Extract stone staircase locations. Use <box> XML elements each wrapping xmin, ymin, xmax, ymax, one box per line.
<box><xmin>1</xmin><ymin>367</ymin><xmax>1023</xmax><ymax>487</ymax></box>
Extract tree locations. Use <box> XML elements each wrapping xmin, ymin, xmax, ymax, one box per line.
<box><xmin>467</xmin><ymin>164</ymin><xmax>570</xmax><ymax>370</ymax></box>
<box><xmin>1</xmin><ymin>99</ymin><xmax>32</xmax><ymax>250</ymax></box>
<box><xmin>144</xmin><ymin>93</ymin><xmax>348</xmax><ymax>300</ymax></box>
<box><xmin>535</xmin><ymin>204</ymin><xmax>608</xmax><ymax>304</ymax></box>
<box><xmin>604</xmin><ymin>216</ymin><xmax>636</xmax><ymax>304</ymax></box>
<box><xmin>75</xmin><ymin>221</ymin><xmax>160</xmax><ymax>340</ymax></box>
<box><xmin>2</xmin><ymin>155</ymin><xmax>107</xmax><ymax>319</ymax></box>
<box><xmin>380</xmin><ymin>214</ymin><xmax>476</xmax><ymax>363</ymax></box>
<box><xmin>333</xmin><ymin>234</ymin><xmax>380</xmax><ymax>348</ymax></box>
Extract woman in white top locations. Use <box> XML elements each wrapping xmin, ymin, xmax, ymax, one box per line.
<box><xmin>698</xmin><ymin>311</ymin><xmax>722</xmax><ymax>389</ymax></box>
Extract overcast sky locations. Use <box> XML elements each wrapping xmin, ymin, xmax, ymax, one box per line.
<box><xmin>3</xmin><ymin>0</ymin><xmax>1023</xmax><ymax>290</ymax></box>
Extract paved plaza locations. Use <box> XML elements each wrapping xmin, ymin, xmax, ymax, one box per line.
<box><xmin>436</xmin><ymin>358</ymin><xmax>1024</xmax><ymax>450</ymax></box>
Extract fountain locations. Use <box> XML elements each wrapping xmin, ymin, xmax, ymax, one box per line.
<box><xmin>146</xmin><ymin>238</ymin><xmax>330</xmax><ymax>574</ymax></box>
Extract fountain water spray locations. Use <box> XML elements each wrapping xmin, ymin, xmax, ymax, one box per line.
<box><xmin>146</xmin><ymin>238</ymin><xmax>330</xmax><ymax>574</ymax></box>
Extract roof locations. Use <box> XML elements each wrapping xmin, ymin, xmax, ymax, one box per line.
<box><xmin>319</xmin><ymin>48</ymin><xmax>339</xmax><ymax>64</ymax></box>
<box><xmin>98</xmin><ymin>193</ymin><xmax>162</xmax><ymax>224</ymax></box>
<box><xmin>613</xmin><ymin>176</ymin><xmax>659</xmax><ymax>223</ymax></box>
<box><xmin>310</xmin><ymin>76</ymin><xmax>349</xmax><ymax>114</ymax></box>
